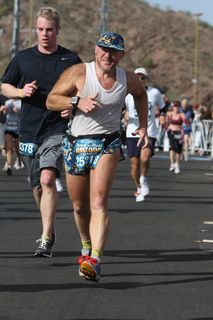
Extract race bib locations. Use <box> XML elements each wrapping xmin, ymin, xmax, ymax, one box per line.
<box><xmin>19</xmin><ymin>142</ymin><xmax>38</xmax><ymax>157</ymax></box>
<box><xmin>63</xmin><ymin>137</ymin><xmax>104</xmax><ymax>174</ymax></box>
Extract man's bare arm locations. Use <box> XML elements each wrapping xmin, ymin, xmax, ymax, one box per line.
<box><xmin>46</xmin><ymin>63</ymin><xmax>85</xmax><ymax>111</ymax></box>
<box><xmin>127</xmin><ymin>71</ymin><xmax>148</xmax><ymax>128</ymax></box>
<box><xmin>126</xmin><ymin>71</ymin><xmax>148</xmax><ymax>146</ymax></box>
<box><xmin>1</xmin><ymin>81</ymin><xmax>38</xmax><ymax>99</ymax></box>
<box><xmin>47</xmin><ymin>63</ymin><xmax>101</xmax><ymax>113</ymax></box>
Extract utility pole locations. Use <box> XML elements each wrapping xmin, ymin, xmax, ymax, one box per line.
<box><xmin>192</xmin><ymin>13</ymin><xmax>202</xmax><ymax>106</ymax></box>
<box><xmin>99</xmin><ymin>0</ymin><xmax>108</xmax><ymax>35</ymax></box>
<box><xmin>28</xmin><ymin>0</ymin><xmax>34</xmax><ymax>46</ymax></box>
<box><xmin>11</xmin><ymin>0</ymin><xmax>20</xmax><ymax>58</ymax></box>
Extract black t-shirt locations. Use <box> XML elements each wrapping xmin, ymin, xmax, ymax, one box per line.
<box><xmin>1</xmin><ymin>46</ymin><xmax>82</xmax><ymax>143</ymax></box>
<box><xmin>0</xmin><ymin>94</ymin><xmax>7</xmax><ymax>105</ymax></box>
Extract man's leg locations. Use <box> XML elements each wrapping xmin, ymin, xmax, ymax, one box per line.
<box><xmin>126</xmin><ymin>138</ymin><xmax>141</xmax><ymax>196</ymax></box>
<box><xmin>33</xmin><ymin>168</ymin><xmax>58</xmax><ymax>257</ymax></box>
<box><xmin>89</xmin><ymin>151</ymin><xmax>120</xmax><ymax>253</ymax></box>
<box><xmin>34</xmin><ymin>134</ymin><xmax>64</xmax><ymax>256</ymax></box>
<box><xmin>39</xmin><ymin>168</ymin><xmax>58</xmax><ymax>239</ymax></box>
<box><xmin>66</xmin><ymin>172</ymin><xmax>91</xmax><ymax>244</ymax></box>
<box><xmin>130</xmin><ymin>156</ymin><xmax>140</xmax><ymax>190</ymax></box>
<box><xmin>82</xmin><ymin>151</ymin><xmax>120</xmax><ymax>280</ymax></box>
<box><xmin>67</xmin><ymin>151</ymin><xmax>119</xmax><ymax>254</ymax></box>
<box><xmin>138</xmin><ymin>145</ymin><xmax>153</xmax><ymax>200</ymax></box>
<box><xmin>67</xmin><ymin>151</ymin><xmax>120</xmax><ymax>280</ymax></box>
<box><xmin>140</xmin><ymin>147</ymin><xmax>152</xmax><ymax>177</ymax></box>
<box><xmin>66</xmin><ymin>172</ymin><xmax>92</xmax><ymax>277</ymax></box>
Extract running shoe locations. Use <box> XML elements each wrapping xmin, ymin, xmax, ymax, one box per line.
<box><xmin>13</xmin><ymin>160</ymin><xmax>25</xmax><ymax>170</ymax></box>
<box><xmin>135</xmin><ymin>193</ymin><xmax>145</xmax><ymax>202</ymax></box>
<box><xmin>134</xmin><ymin>191</ymin><xmax>140</xmax><ymax>197</ymax></box>
<box><xmin>174</xmin><ymin>162</ymin><xmax>180</xmax><ymax>174</ymax></box>
<box><xmin>36</xmin><ymin>231</ymin><xmax>56</xmax><ymax>246</ymax></box>
<box><xmin>2</xmin><ymin>162</ymin><xmax>8</xmax><ymax>171</ymax></box>
<box><xmin>55</xmin><ymin>178</ymin><xmax>64</xmax><ymax>192</ymax></box>
<box><xmin>169</xmin><ymin>163</ymin><xmax>175</xmax><ymax>172</ymax></box>
<box><xmin>77</xmin><ymin>254</ymin><xmax>90</xmax><ymax>277</ymax></box>
<box><xmin>79</xmin><ymin>257</ymin><xmax>101</xmax><ymax>281</ymax></box>
<box><xmin>34</xmin><ymin>235</ymin><xmax>55</xmax><ymax>257</ymax></box>
<box><xmin>133</xmin><ymin>187</ymin><xmax>141</xmax><ymax>197</ymax></box>
<box><xmin>141</xmin><ymin>180</ymin><xmax>149</xmax><ymax>197</ymax></box>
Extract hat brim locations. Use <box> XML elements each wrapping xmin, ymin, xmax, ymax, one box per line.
<box><xmin>96</xmin><ymin>43</ymin><xmax>124</xmax><ymax>51</ymax></box>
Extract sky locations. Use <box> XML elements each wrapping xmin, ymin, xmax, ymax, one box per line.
<box><xmin>145</xmin><ymin>0</ymin><xmax>213</xmax><ymax>26</ymax></box>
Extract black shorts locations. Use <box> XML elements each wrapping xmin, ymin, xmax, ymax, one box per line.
<box><xmin>126</xmin><ymin>137</ymin><xmax>156</xmax><ymax>158</ymax></box>
<box><xmin>4</xmin><ymin>130</ymin><xmax>19</xmax><ymax>139</ymax></box>
<box><xmin>167</xmin><ymin>130</ymin><xmax>183</xmax><ymax>154</ymax></box>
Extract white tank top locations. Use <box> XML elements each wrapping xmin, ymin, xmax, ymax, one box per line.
<box><xmin>125</xmin><ymin>86</ymin><xmax>165</xmax><ymax>138</ymax></box>
<box><xmin>71</xmin><ymin>62</ymin><xmax>127</xmax><ymax>136</ymax></box>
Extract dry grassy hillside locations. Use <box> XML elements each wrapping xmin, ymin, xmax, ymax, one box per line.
<box><xmin>0</xmin><ymin>0</ymin><xmax>213</xmax><ymax>107</ymax></box>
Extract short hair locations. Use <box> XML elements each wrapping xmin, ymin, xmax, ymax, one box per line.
<box><xmin>36</xmin><ymin>7</ymin><xmax>60</xmax><ymax>27</ymax></box>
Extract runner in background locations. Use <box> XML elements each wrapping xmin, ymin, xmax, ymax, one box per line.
<box><xmin>124</xmin><ymin>67</ymin><xmax>166</xmax><ymax>202</ymax></box>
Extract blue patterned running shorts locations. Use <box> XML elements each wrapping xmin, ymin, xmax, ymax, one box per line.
<box><xmin>63</xmin><ymin>132</ymin><xmax>121</xmax><ymax>175</ymax></box>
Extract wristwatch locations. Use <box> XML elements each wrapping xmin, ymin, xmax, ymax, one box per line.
<box><xmin>71</xmin><ymin>96</ymin><xmax>80</xmax><ymax>109</ymax></box>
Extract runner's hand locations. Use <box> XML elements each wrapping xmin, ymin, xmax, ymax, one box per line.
<box><xmin>77</xmin><ymin>93</ymin><xmax>101</xmax><ymax>113</ymax></box>
<box><xmin>132</xmin><ymin>127</ymin><xmax>149</xmax><ymax>148</ymax></box>
<box><xmin>60</xmin><ymin>109</ymin><xmax>72</xmax><ymax>119</ymax></box>
<box><xmin>22</xmin><ymin>80</ymin><xmax>38</xmax><ymax>97</ymax></box>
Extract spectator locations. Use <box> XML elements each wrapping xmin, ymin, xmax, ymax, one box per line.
<box><xmin>200</xmin><ymin>105</ymin><xmax>212</xmax><ymax>120</ymax></box>
<box><xmin>181</xmin><ymin>98</ymin><xmax>194</xmax><ymax>161</ymax></box>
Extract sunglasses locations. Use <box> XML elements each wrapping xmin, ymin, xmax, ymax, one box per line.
<box><xmin>140</xmin><ymin>76</ymin><xmax>147</xmax><ymax>80</ymax></box>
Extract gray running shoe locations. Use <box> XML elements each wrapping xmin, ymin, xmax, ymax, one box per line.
<box><xmin>34</xmin><ymin>235</ymin><xmax>55</xmax><ymax>257</ymax></box>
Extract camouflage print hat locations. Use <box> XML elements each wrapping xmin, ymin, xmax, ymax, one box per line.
<box><xmin>96</xmin><ymin>32</ymin><xmax>125</xmax><ymax>51</ymax></box>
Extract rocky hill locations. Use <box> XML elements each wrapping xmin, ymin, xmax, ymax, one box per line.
<box><xmin>0</xmin><ymin>0</ymin><xmax>213</xmax><ymax>107</ymax></box>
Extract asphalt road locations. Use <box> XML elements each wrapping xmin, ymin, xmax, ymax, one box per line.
<box><xmin>0</xmin><ymin>153</ymin><xmax>213</xmax><ymax>320</ymax></box>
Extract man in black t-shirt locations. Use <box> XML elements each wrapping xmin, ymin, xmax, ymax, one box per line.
<box><xmin>1</xmin><ymin>6</ymin><xmax>82</xmax><ymax>257</ymax></box>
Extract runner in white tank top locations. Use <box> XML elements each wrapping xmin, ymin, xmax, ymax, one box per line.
<box><xmin>124</xmin><ymin>67</ymin><xmax>166</xmax><ymax>202</ymax></box>
<box><xmin>47</xmin><ymin>32</ymin><xmax>148</xmax><ymax>281</ymax></box>
<box><xmin>71</xmin><ymin>61</ymin><xmax>127</xmax><ymax>136</ymax></box>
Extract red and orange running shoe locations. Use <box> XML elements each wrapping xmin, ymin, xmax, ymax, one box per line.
<box><xmin>77</xmin><ymin>254</ymin><xmax>90</xmax><ymax>277</ymax></box>
<box><xmin>80</xmin><ymin>257</ymin><xmax>101</xmax><ymax>282</ymax></box>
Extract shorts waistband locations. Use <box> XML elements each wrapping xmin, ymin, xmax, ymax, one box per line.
<box><xmin>68</xmin><ymin>131</ymin><xmax>120</xmax><ymax>140</ymax></box>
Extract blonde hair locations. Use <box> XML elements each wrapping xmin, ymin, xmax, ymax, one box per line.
<box><xmin>36</xmin><ymin>7</ymin><xmax>60</xmax><ymax>28</ymax></box>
